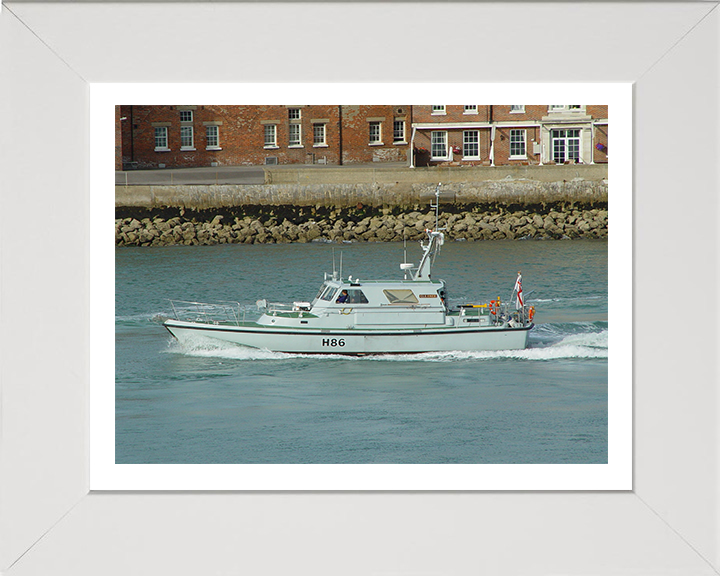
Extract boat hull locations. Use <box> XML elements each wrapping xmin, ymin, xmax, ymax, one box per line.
<box><xmin>163</xmin><ymin>319</ymin><xmax>532</xmax><ymax>354</ymax></box>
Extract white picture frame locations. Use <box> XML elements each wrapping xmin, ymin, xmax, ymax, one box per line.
<box><xmin>1</xmin><ymin>2</ymin><xmax>718</xmax><ymax>574</ymax></box>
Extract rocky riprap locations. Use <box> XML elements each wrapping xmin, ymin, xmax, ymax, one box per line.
<box><xmin>115</xmin><ymin>205</ymin><xmax>607</xmax><ymax>247</ymax></box>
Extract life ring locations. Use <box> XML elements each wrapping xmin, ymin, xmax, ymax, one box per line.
<box><xmin>490</xmin><ymin>300</ymin><xmax>497</xmax><ymax>315</ymax></box>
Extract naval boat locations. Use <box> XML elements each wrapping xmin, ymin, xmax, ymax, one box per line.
<box><xmin>163</xmin><ymin>186</ymin><xmax>535</xmax><ymax>355</ymax></box>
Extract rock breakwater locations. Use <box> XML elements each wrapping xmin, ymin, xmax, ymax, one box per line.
<box><xmin>115</xmin><ymin>204</ymin><xmax>608</xmax><ymax>247</ymax></box>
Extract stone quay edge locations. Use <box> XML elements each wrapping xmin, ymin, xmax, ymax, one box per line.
<box><xmin>115</xmin><ymin>165</ymin><xmax>608</xmax><ymax>246</ymax></box>
<box><xmin>116</xmin><ymin>164</ymin><xmax>608</xmax><ymax>209</ymax></box>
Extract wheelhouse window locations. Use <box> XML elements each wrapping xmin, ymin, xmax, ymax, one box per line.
<box><xmin>154</xmin><ymin>126</ymin><xmax>169</xmax><ymax>151</ymax></box>
<box><xmin>383</xmin><ymin>289</ymin><xmax>419</xmax><ymax>305</ymax></box>
<box><xmin>509</xmin><ymin>129</ymin><xmax>526</xmax><ymax>158</ymax></box>
<box><xmin>463</xmin><ymin>130</ymin><xmax>479</xmax><ymax>159</ymax></box>
<box><xmin>336</xmin><ymin>289</ymin><xmax>368</xmax><ymax>304</ymax></box>
<box><xmin>431</xmin><ymin>131</ymin><xmax>448</xmax><ymax>159</ymax></box>
<box><xmin>317</xmin><ymin>284</ymin><xmax>337</xmax><ymax>302</ymax></box>
<box><xmin>552</xmin><ymin>129</ymin><xmax>581</xmax><ymax>163</ymax></box>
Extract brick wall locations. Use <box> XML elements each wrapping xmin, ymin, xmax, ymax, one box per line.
<box><xmin>116</xmin><ymin>104</ymin><xmax>609</xmax><ymax>170</ymax></box>
<box><xmin>120</xmin><ymin>105</ymin><xmax>344</xmax><ymax>169</ymax></box>
<box><xmin>339</xmin><ymin>105</ymin><xmax>411</xmax><ymax>164</ymax></box>
<box><xmin>115</xmin><ymin>106</ymin><xmax>122</xmax><ymax>170</ymax></box>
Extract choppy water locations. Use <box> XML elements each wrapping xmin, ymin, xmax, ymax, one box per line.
<box><xmin>116</xmin><ymin>239</ymin><xmax>608</xmax><ymax>464</ymax></box>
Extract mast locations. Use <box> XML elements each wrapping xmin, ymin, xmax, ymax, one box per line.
<box><xmin>412</xmin><ymin>184</ymin><xmax>444</xmax><ymax>281</ymax></box>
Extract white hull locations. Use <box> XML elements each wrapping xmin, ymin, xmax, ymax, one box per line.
<box><xmin>164</xmin><ymin>319</ymin><xmax>532</xmax><ymax>354</ymax></box>
<box><xmin>163</xmin><ymin>203</ymin><xmax>536</xmax><ymax>356</ymax></box>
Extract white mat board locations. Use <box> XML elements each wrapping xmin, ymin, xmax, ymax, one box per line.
<box><xmin>1</xmin><ymin>2</ymin><xmax>718</xmax><ymax>574</ymax></box>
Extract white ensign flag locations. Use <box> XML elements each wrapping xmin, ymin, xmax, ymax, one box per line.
<box><xmin>514</xmin><ymin>273</ymin><xmax>523</xmax><ymax>309</ymax></box>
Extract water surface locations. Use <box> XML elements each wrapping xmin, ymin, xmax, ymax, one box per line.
<box><xmin>116</xmin><ymin>240</ymin><xmax>608</xmax><ymax>464</ymax></box>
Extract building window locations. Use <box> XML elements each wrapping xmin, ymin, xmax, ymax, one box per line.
<box><xmin>180</xmin><ymin>126</ymin><xmax>194</xmax><ymax>149</ymax></box>
<box><xmin>431</xmin><ymin>131</ymin><xmax>447</xmax><ymax>159</ymax></box>
<box><xmin>510</xmin><ymin>105</ymin><xmax>525</xmax><ymax>113</ymax></box>
<box><xmin>393</xmin><ymin>120</ymin><xmax>405</xmax><ymax>143</ymax></box>
<box><xmin>552</xmin><ymin>129</ymin><xmax>581</xmax><ymax>163</ymax></box>
<box><xmin>463</xmin><ymin>130</ymin><xmax>479</xmax><ymax>159</ymax></box>
<box><xmin>289</xmin><ymin>123</ymin><xmax>302</xmax><ymax>147</ymax></box>
<box><xmin>464</xmin><ymin>105</ymin><xmax>478</xmax><ymax>114</ymax></box>
<box><xmin>154</xmin><ymin>127</ymin><xmax>169</xmax><ymax>151</ymax></box>
<box><xmin>369</xmin><ymin>122</ymin><xmax>382</xmax><ymax>145</ymax></box>
<box><xmin>288</xmin><ymin>108</ymin><xmax>301</xmax><ymax>120</ymax></box>
<box><xmin>179</xmin><ymin>110</ymin><xmax>193</xmax><ymax>122</ymax></box>
<box><xmin>431</xmin><ymin>105</ymin><xmax>446</xmax><ymax>115</ymax></box>
<box><xmin>264</xmin><ymin>124</ymin><xmax>277</xmax><ymax>148</ymax></box>
<box><xmin>313</xmin><ymin>123</ymin><xmax>326</xmax><ymax>146</ymax></box>
<box><xmin>549</xmin><ymin>105</ymin><xmax>584</xmax><ymax>113</ymax></box>
<box><xmin>206</xmin><ymin>125</ymin><xmax>220</xmax><ymax>149</ymax></box>
<box><xmin>509</xmin><ymin>129</ymin><xmax>526</xmax><ymax>158</ymax></box>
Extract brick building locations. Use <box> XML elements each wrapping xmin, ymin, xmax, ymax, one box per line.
<box><xmin>410</xmin><ymin>105</ymin><xmax>608</xmax><ymax>167</ymax></box>
<box><xmin>116</xmin><ymin>104</ymin><xmax>608</xmax><ymax>170</ymax></box>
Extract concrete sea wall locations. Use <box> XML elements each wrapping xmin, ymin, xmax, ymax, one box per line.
<box><xmin>116</xmin><ymin>164</ymin><xmax>608</xmax><ymax>209</ymax></box>
<box><xmin>115</xmin><ymin>165</ymin><xmax>608</xmax><ymax>246</ymax></box>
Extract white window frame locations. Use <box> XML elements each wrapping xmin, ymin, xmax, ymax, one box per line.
<box><xmin>463</xmin><ymin>130</ymin><xmax>480</xmax><ymax>159</ymax></box>
<box><xmin>205</xmin><ymin>125</ymin><xmax>220</xmax><ymax>150</ymax></box>
<box><xmin>430</xmin><ymin>130</ymin><xmax>448</xmax><ymax>160</ymax></box>
<box><xmin>264</xmin><ymin>124</ymin><xmax>278</xmax><ymax>148</ymax></box>
<box><xmin>509</xmin><ymin>129</ymin><xmax>527</xmax><ymax>159</ymax></box>
<box><xmin>180</xmin><ymin>125</ymin><xmax>195</xmax><ymax>150</ymax></box>
<box><xmin>369</xmin><ymin>121</ymin><xmax>382</xmax><ymax>145</ymax></box>
<box><xmin>154</xmin><ymin>126</ymin><xmax>169</xmax><ymax>151</ymax></box>
<box><xmin>179</xmin><ymin>110</ymin><xmax>193</xmax><ymax>122</ymax></box>
<box><xmin>510</xmin><ymin>105</ymin><xmax>525</xmax><ymax>113</ymax></box>
<box><xmin>288</xmin><ymin>108</ymin><xmax>301</xmax><ymax>120</ymax></box>
<box><xmin>463</xmin><ymin>105</ymin><xmax>478</xmax><ymax>115</ymax></box>
<box><xmin>551</xmin><ymin>128</ymin><xmax>581</xmax><ymax>163</ymax></box>
<box><xmin>431</xmin><ymin>105</ymin><xmax>446</xmax><ymax>115</ymax></box>
<box><xmin>288</xmin><ymin>123</ymin><xmax>302</xmax><ymax>147</ymax></box>
<box><xmin>549</xmin><ymin>105</ymin><xmax>585</xmax><ymax>113</ymax></box>
<box><xmin>393</xmin><ymin>120</ymin><xmax>405</xmax><ymax>144</ymax></box>
<box><xmin>313</xmin><ymin>123</ymin><xmax>327</xmax><ymax>147</ymax></box>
